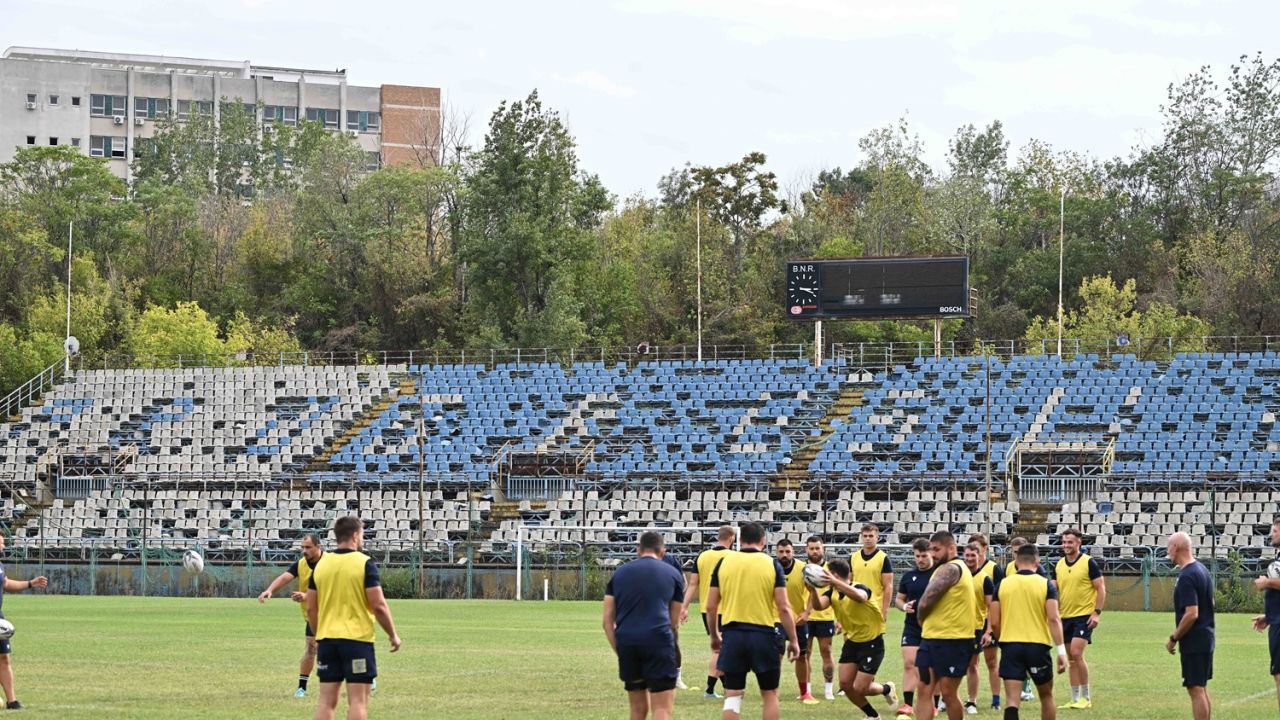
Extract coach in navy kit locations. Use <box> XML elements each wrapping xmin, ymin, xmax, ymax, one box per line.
<box><xmin>1165</xmin><ymin>532</ymin><xmax>1215</xmax><ymax>720</ymax></box>
<box><xmin>1252</xmin><ymin>517</ymin><xmax>1280</xmax><ymax>713</ymax></box>
<box><xmin>603</xmin><ymin>531</ymin><xmax>686</xmax><ymax>720</ymax></box>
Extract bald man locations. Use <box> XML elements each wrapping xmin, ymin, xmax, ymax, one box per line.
<box><xmin>1165</xmin><ymin>532</ymin><xmax>1215</xmax><ymax>720</ymax></box>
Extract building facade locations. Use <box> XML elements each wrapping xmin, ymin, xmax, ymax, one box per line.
<box><xmin>0</xmin><ymin>46</ymin><xmax>440</xmax><ymax>181</ymax></box>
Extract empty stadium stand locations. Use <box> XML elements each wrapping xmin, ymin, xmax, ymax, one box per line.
<box><xmin>1</xmin><ymin>348</ymin><xmax>1278</xmax><ymax>563</ymax></box>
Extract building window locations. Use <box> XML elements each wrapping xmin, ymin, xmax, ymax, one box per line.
<box><xmin>306</xmin><ymin>107</ymin><xmax>339</xmax><ymax>130</ymax></box>
<box><xmin>134</xmin><ymin>97</ymin><xmax>170</xmax><ymax>119</ymax></box>
<box><xmin>90</xmin><ymin>136</ymin><xmax>126</xmax><ymax>159</ymax></box>
<box><xmin>135</xmin><ymin>138</ymin><xmax>157</xmax><ymax>157</ymax></box>
<box><xmin>263</xmin><ymin>105</ymin><xmax>298</xmax><ymax>126</ymax></box>
<box><xmin>49</xmin><ymin>137</ymin><xmax>58</xmax><ymax>146</ymax></box>
<box><xmin>49</xmin><ymin>94</ymin><xmax>59</xmax><ymax>106</ymax></box>
<box><xmin>90</xmin><ymin>94</ymin><xmax>127</xmax><ymax>118</ymax></box>
<box><xmin>70</xmin><ymin>137</ymin><xmax>81</xmax><ymax>147</ymax></box>
<box><xmin>346</xmin><ymin>110</ymin><xmax>381</xmax><ymax>133</ymax></box>
<box><xmin>365</xmin><ymin>151</ymin><xmax>382</xmax><ymax>171</ymax></box>
<box><xmin>26</xmin><ymin>136</ymin><xmax>35</xmax><ymax>145</ymax></box>
<box><xmin>26</xmin><ymin>93</ymin><xmax>36</xmax><ymax>104</ymax></box>
<box><xmin>175</xmin><ymin>99</ymin><xmax>213</xmax><ymax>121</ymax></box>
<box><xmin>71</xmin><ymin>96</ymin><xmax>81</xmax><ymax>107</ymax></box>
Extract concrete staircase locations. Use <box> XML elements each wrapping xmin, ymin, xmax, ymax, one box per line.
<box><xmin>1010</xmin><ymin>501</ymin><xmax>1056</xmax><ymax>542</ymax></box>
<box><xmin>302</xmin><ymin>375</ymin><xmax>416</xmax><ymax>477</ymax></box>
<box><xmin>771</xmin><ymin>386</ymin><xmax>865</xmax><ymax>492</ymax></box>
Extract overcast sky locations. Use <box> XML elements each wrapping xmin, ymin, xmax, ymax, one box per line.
<box><xmin>8</xmin><ymin>0</ymin><xmax>1277</xmax><ymax>197</ymax></box>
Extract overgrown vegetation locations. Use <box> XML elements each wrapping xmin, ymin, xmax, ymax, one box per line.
<box><xmin>5</xmin><ymin>55</ymin><xmax>1280</xmax><ymax>393</ymax></box>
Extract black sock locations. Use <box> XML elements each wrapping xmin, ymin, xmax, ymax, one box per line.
<box><xmin>904</xmin><ymin>690</ymin><xmax>915</xmax><ymax>706</ymax></box>
<box><xmin>298</xmin><ymin>675</ymin><xmax>309</xmax><ymax>691</ymax></box>
<box><xmin>1005</xmin><ymin>707</ymin><xmax>1019</xmax><ymax>720</ymax></box>
<box><xmin>707</xmin><ymin>676</ymin><xmax>718</xmax><ymax>693</ymax></box>
<box><xmin>860</xmin><ymin>703</ymin><xmax>879</xmax><ymax>718</ymax></box>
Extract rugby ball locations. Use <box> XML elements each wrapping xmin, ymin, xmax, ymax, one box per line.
<box><xmin>1268</xmin><ymin>559</ymin><xmax>1280</xmax><ymax>580</ymax></box>
<box><xmin>802</xmin><ymin>563</ymin><xmax>829</xmax><ymax>589</ymax></box>
<box><xmin>182</xmin><ymin>549</ymin><xmax>205</xmax><ymax>574</ymax></box>
<box><xmin>0</xmin><ymin>619</ymin><xmax>16</xmax><ymax>641</ymax></box>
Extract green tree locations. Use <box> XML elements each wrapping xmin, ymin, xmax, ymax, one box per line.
<box><xmin>1024</xmin><ymin>275</ymin><xmax>1210</xmax><ymax>358</ymax></box>
<box><xmin>129</xmin><ymin>301</ymin><xmax>226</xmax><ymax>364</ymax></box>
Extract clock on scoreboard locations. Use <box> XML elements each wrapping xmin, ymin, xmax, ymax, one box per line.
<box><xmin>785</xmin><ymin>256</ymin><xmax>970</xmax><ymax>320</ymax></box>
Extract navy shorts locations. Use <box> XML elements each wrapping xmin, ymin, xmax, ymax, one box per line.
<box><xmin>839</xmin><ymin>635</ymin><xmax>885</xmax><ymax>675</ymax></box>
<box><xmin>305</xmin><ymin>621</ymin><xmax>315</xmax><ymax>638</ymax></box>
<box><xmin>1180</xmin><ymin>651</ymin><xmax>1213</xmax><ymax>687</ymax></box>
<box><xmin>795</xmin><ymin>622</ymin><xmax>811</xmax><ymax>655</ymax></box>
<box><xmin>808</xmin><ymin>620</ymin><xmax>837</xmax><ymax>639</ymax></box>
<box><xmin>999</xmin><ymin>642</ymin><xmax>1053</xmax><ymax>686</ymax></box>
<box><xmin>972</xmin><ymin>629</ymin><xmax>986</xmax><ymax>656</ymax></box>
<box><xmin>901</xmin><ymin>623</ymin><xmax>922</xmax><ymax>648</ymax></box>
<box><xmin>917</xmin><ymin>638</ymin><xmax>972</xmax><ymax>683</ymax></box>
<box><xmin>1062</xmin><ymin>615</ymin><xmax>1094</xmax><ymax>644</ymax></box>
<box><xmin>718</xmin><ymin>627</ymin><xmax>784</xmax><ymax>691</ymax></box>
<box><xmin>316</xmin><ymin>639</ymin><xmax>377</xmax><ymax>684</ymax></box>
<box><xmin>617</xmin><ymin>642</ymin><xmax>678</xmax><ymax>693</ymax></box>
<box><xmin>1270</xmin><ymin>624</ymin><xmax>1280</xmax><ymax>676</ymax></box>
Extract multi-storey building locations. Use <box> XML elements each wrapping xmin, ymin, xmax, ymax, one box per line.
<box><xmin>0</xmin><ymin>46</ymin><xmax>441</xmax><ymax>181</ymax></box>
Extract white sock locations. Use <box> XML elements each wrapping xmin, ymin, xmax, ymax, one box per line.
<box><xmin>1081</xmin><ymin>683</ymin><xmax>1090</xmax><ymax>700</ymax></box>
<box><xmin>1071</xmin><ymin>685</ymin><xmax>1080</xmax><ymax>701</ymax></box>
<box><xmin>825</xmin><ymin>682</ymin><xmax>834</xmax><ymax>696</ymax></box>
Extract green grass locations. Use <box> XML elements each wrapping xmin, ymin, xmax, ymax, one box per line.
<box><xmin>1</xmin><ymin>595</ymin><xmax>1277</xmax><ymax>718</ymax></box>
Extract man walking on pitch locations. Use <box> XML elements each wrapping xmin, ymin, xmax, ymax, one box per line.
<box><xmin>804</xmin><ymin>535</ymin><xmax>839</xmax><ymax>699</ymax></box>
<box><xmin>986</xmin><ymin>542</ymin><xmax>1067</xmax><ymax>720</ymax></box>
<box><xmin>0</xmin><ymin>533</ymin><xmax>47</xmax><ymax>711</ymax></box>
<box><xmin>1054</xmin><ymin>529</ymin><xmax>1105</xmax><ymax>710</ymax></box>
<box><xmin>1005</xmin><ymin>536</ymin><xmax>1043</xmax><ymax>702</ymax></box>
<box><xmin>1165</xmin><ymin>532</ymin><xmax>1214</xmax><ymax>720</ymax></box>
<box><xmin>604</xmin><ymin>531</ymin><xmax>686</xmax><ymax>720</ymax></box>
<box><xmin>683</xmin><ymin>525</ymin><xmax>736</xmax><ymax>699</ymax></box>
<box><xmin>1251</xmin><ymin>518</ymin><xmax>1280</xmax><ymax>713</ymax></box>
<box><xmin>852</xmin><ymin>524</ymin><xmax>895</xmax><ymax>627</ymax></box>
<box><xmin>306</xmin><ymin>517</ymin><xmax>402</xmax><ymax>720</ymax></box>
<box><xmin>776</xmin><ymin>538</ymin><xmax>819</xmax><ymax>704</ymax></box>
<box><xmin>810</xmin><ymin>559</ymin><xmax>899</xmax><ymax>718</ymax></box>
<box><xmin>915</xmin><ymin>531</ymin><xmax>976</xmax><ymax>720</ymax></box>
<box><xmin>963</xmin><ymin>541</ymin><xmax>996</xmax><ymax>715</ymax></box>
<box><xmin>659</xmin><ymin>545</ymin><xmax>690</xmax><ymax>690</ymax></box>
<box><xmin>896</xmin><ymin>537</ymin><xmax>936</xmax><ymax>717</ymax></box>
<box><xmin>259</xmin><ymin>533</ymin><xmax>325</xmax><ymax>697</ymax></box>
<box><xmin>706</xmin><ymin>522</ymin><xmax>800</xmax><ymax>720</ymax></box>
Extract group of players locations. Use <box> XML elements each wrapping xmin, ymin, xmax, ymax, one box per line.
<box><xmin>604</xmin><ymin>522</ymin><xmax>1109</xmax><ymax>720</ymax></box>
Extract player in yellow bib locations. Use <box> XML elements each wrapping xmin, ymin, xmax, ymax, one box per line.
<box><xmin>682</xmin><ymin>525</ymin><xmax>736</xmax><ymax>699</ymax></box>
<box><xmin>1054</xmin><ymin>528</ymin><xmax>1106</xmax><ymax>710</ymax></box>
<box><xmin>305</xmin><ymin>517</ymin><xmax>401</xmax><ymax>720</ymax></box>
<box><xmin>810</xmin><ymin>559</ymin><xmax>899</xmax><ymax>718</ymax></box>
<box><xmin>964</xmin><ymin>534</ymin><xmax>1002</xmax><ymax>712</ymax></box>
<box><xmin>803</xmin><ymin>536</ymin><xmax>839</xmax><ymax>700</ymax></box>
<box><xmin>775</xmin><ymin>539</ymin><xmax>819</xmax><ymax>704</ymax></box>
<box><xmin>915</xmin><ymin>531</ymin><xmax>976</xmax><ymax>720</ymax></box>
<box><xmin>987</xmin><ymin>542</ymin><xmax>1067</xmax><ymax>720</ymax></box>
<box><xmin>258</xmin><ymin>533</ymin><xmax>324</xmax><ymax>697</ymax></box>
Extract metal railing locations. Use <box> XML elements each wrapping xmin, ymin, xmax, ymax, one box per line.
<box><xmin>0</xmin><ymin>356</ymin><xmax>72</xmax><ymax>421</ymax></box>
<box><xmin>831</xmin><ymin>335</ymin><xmax>1280</xmax><ymax>368</ymax></box>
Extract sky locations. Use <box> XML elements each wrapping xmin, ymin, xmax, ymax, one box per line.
<box><xmin>6</xmin><ymin>0</ymin><xmax>1278</xmax><ymax>198</ymax></box>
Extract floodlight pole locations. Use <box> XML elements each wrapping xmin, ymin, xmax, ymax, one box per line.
<box><xmin>984</xmin><ymin>343</ymin><xmax>993</xmax><ymax>538</ymax></box>
<box><xmin>696</xmin><ymin>197</ymin><xmax>703</xmax><ymax>363</ymax></box>
<box><xmin>65</xmin><ymin>221</ymin><xmax>72</xmax><ymax>375</ymax></box>
<box><xmin>416</xmin><ymin>414</ymin><xmax>425</xmax><ymax>598</ymax></box>
<box><xmin>1056</xmin><ymin>188</ymin><xmax>1065</xmax><ymax>358</ymax></box>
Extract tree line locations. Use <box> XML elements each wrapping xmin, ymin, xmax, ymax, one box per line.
<box><xmin>3</xmin><ymin>54</ymin><xmax>1280</xmax><ymax>395</ymax></box>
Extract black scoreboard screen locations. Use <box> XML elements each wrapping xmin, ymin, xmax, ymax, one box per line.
<box><xmin>785</xmin><ymin>256</ymin><xmax>970</xmax><ymax>319</ymax></box>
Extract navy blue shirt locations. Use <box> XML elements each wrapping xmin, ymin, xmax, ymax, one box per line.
<box><xmin>661</xmin><ymin>553</ymin><xmax>685</xmax><ymax>574</ymax></box>
<box><xmin>606</xmin><ymin>556</ymin><xmax>686</xmax><ymax>645</ymax></box>
<box><xmin>1266</xmin><ymin>554</ymin><xmax>1280</xmax><ymax>625</ymax></box>
<box><xmin>1173</xmin><ymin>560</ymin><xmax>1215</xmax><ymax>654</ymax></box>
<box><xmin>897</xmin><ymin>564</ymin><xmax>935</xmax><ymax>631</ymax></box>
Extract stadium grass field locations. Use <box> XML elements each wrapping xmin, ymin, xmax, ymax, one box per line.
<box><xmin>1</xmin><ymin>594</ymin><xmax>1277</xmax><ymax>718</ymax></box>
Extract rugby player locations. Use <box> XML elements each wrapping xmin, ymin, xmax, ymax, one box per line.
<box><xmin>683</xmin><ymin>525</ymin><xmax>736</xmax><ymax>698</ymax></box>
<box><xmin>811</xmin><ymin>559</ymin><xmax>899</xmax><ymax>718</ymax></box>
<box><xmin>986</xmin><ymin>542</ymin><xmax>1067</xmax><ymax>720</ymax></box>
<box><xmin>259</xmin><ymin>533</ymin><xmax>325</xmax><ymax>697</ymax></box>
<box><xmin>915</xmin><ymin>531</ymin><xmax>976</xmax><ymax>720</ymax></box>
<box><xmin>1054</xmin><ymin>529</ymin><xmax>1105</xmax><ymax>709</ymax></box>
<box><xmin>895</xmin><ymin>537</ymin><xmax>936</xmax><ymax>717</ymax></box>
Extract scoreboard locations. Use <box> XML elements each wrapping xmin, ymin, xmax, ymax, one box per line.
<box><xmin>785</xmin><ymin>256</ymin><xmax>970</xmax><ymax>320</ymax></box>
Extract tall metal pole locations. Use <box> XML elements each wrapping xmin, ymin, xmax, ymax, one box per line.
<box><xmin>65</xmin><ymin>221</ymin><xmax>73</xmax><ymax>375</ymax></box>
<box><xmin>984</xmin><ymin>343</ymin><xmax>993</xmax><ymax>539</ymax></box>
<box><xmin>1057</xmin><ymin>188</ymin><xmax>1065</xmax><ymax>358</ymax></box>
<box><xmin>696</xmin><ymin>197</ymin><xmax>703</xmax><ymax>363</ymax></box>
<box><xmin>416</xmin><ymin>416</ymin><xmax>425</xmax><ymax>598</ymax></box>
